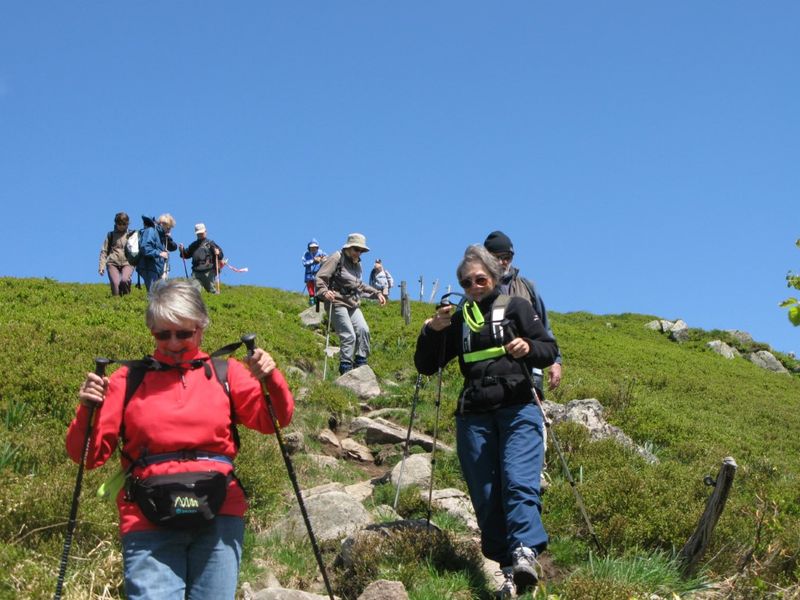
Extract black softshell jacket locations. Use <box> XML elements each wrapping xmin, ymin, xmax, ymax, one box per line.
<box><xmin>414</xmin><ymin>288</ymin><xmax>558</xmax><ymax>412</ymax></box>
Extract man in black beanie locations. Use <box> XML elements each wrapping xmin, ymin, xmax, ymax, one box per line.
<box><xmin>483</xmin><ymin>231</ymin><xmax>563</xmax><ymax>395</ymax></box>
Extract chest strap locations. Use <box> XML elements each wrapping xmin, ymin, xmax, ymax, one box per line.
<box><xmin>463</xmin><ymin>345</ymin><xmax>507</xmax><ymax>363</ymax></box>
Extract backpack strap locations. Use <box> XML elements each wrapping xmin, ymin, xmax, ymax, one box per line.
<box><xmin>106</xmin><ymin>231</ymin><xmax>114</xmax><ymax>255</ymax></box>
<box><xmin>462</xmin><ymin>295</ymin><xmax>513</xmax><ymax>363</ymax></box>
<box><xmin>209</xmin><ymin>357</ymin><xmax>240</xmax><ymax>450</ymax></box>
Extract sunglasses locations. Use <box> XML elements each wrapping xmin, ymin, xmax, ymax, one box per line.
<box><xmin>152</xmin><ymin>329</ymin><xmax>196</xmax><ymax>341</ymax></box>
<box><xmin>351</xmin><ymin>247</ymin><xmax>366</xmax><ymax>253</ymax></box>
<box><xmin>459</xmin><ymin>276</ymin><xmax>490</xmax><ymax>289</ymax></box>
<box><xmin>494</xmin><ymin>253</ymin><xmax>514</xmax><ymax>262</ymax></box>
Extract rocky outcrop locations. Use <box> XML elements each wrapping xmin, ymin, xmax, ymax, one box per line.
<box><xmin>349</xmin><ymin>416</ymin><xmax>453</xmax><ymax>453</ymax></box>
<box><xmin>707</xmin><ymin>340</ymin><xmax>739</xmax><ymax>359</ymax></box>
<box><xmin>357</xmin><ymin>580</ymin><xmax>408</xmax><ymax>600</ymax></box>
<box><xmin>748</xmin><ymin>350</ymin><xmax>789</xmax><ymax>373</ymax></box>
<box><xmin>543</xmin><ymin>398</ymin><xmax>658</xmax><ymax>464</ymax></box>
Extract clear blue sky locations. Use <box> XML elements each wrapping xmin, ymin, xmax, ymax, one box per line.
<box><xmin>1</xmin><ymin>2</ymin><xmax>798</xmax><ymax>356</ymax></box>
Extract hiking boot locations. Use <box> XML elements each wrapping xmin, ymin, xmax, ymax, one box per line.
<box><xmin>511</xmin><ymin>545</ymin><xmax>540</xmax><ymax>594</ymax></box>
<box><xmin>354</xmin><ymin>356</ymin><xmax>368</xmax><ymax>368</ymax></box>
<box><xmin>496</xmin><ymin>567</ymin><xmax>516</xmax><ymax>599</ymax></box>
<box><xmin>339</xmin><ymin>361</ymin><xmax>353</xmax><ymax>375</ymax></box>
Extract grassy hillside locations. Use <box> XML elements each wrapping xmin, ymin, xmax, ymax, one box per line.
<box><xmin>1</xmin><ymin>278</ymin><xmax>798</xmax><ymax>599</ymax></box>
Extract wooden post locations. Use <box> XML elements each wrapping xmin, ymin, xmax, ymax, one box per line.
<box><xmin>400</xmin><ymin>281</ymin><xmax>411</xmax><ymax>325</ymax></box>
<box><xmin>679</xmin><ymin>456</ymin><xmax>738</xmax><ymax>576</ymax></box>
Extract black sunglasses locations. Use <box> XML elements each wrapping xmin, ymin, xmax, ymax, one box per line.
<box><xmin>152</xmin><ymin>329</ymin><xmax>196</xmax><ymax>341</ymax></box>
<box><xmin>459</xmin><ymin>276</ymin><xmax>490</xmax><ymax>289</ymax></box>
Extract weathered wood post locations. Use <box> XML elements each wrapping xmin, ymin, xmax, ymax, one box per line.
<box><xmin>679</xmin><ymin>456</ymin><xmax>738</xmax><ymax>576</ymax></box>
<box><xmin>400</xmin><ymin>281</ymin><xmax>411</xmax><ymax>325</ymax></box>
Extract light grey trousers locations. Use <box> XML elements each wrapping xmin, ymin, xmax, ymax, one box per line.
<box><xmin>332</xmin><ymin>304</ymin><xmax>370</xmax><ymax>364</ymax></box>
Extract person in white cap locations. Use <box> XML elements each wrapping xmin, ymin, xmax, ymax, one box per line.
<box><xmin>315</xmin><ymin>233</ymin><xmax>386</xmax><ymax>374</ymax></box>
<box><xmin>179</xmin><ymin>223</ymin><xmax>224</xmax><ymax>294</ymax></box>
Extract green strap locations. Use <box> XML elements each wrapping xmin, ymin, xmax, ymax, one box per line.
<box><xmin>463</xmin><ymin>301</ymin><xmax>484</xmax><ymax>332</ymax></box>
<box><xmin>463</xmin><ymin>345</ymin><xmax>506</xmax><ymax>363</ymax></box>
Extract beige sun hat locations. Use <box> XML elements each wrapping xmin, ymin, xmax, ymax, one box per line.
<box><xmin>342</xmin><ymin>232</ymin><xmax>369</xmax><ymax>252</ymax></box>
<box><xmin>194</xmin><ymin>223</ymin><xmax>207</xmax><ymax>235</ymax></box>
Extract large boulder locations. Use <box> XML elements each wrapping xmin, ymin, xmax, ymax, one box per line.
<box><xmin>668</xmin><ymin>319</ymin><xmax>689</xmax><ymax>343</ymax></box>
<box><xmin>357</xmin><ymin>580</ymin><xmax>409</xmax><ymax>600</ymax></box>
<box><xmin>390</xmin><ymin>453</ymin><xmax>431</xmax><ymax>489</ymax></box>
<box><xmin>349</xmin><ymin>416</ymin><xmax>453</xmax><ymax>453</ymax></box>
<box><xmin>336</xmin><ymin>366</ymin><xmax>381</xmax><ymax>400</ymax></box>
<box><xmin>298</xmin><ymin>306</ymin><xmax>324</xmax><ymax>329</ymax></box>
<box><xmin>748</xmin><ymin>350</ymin><xmax>789</xmax><ymax>373</ymax></box>
<box><xmin>725</xmin><ymin>329</ymin><xmax>753</xmax><ymax>345</ymax></box>
<box><xmin>273</xmin><ymin>483</ymin><xmax>374</xmax><ymax>543</ymax></box>
<box><xmin>707</xmin><ymin>340</ymin><xmax>739</xmax><ymax>360</ymax></box>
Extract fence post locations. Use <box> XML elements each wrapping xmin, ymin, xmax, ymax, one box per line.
<box><xmin>679</xmin><ymin>456</ymin><xmax>738</xmax><ymax>576</ymax></box>
<box><xmin>400</xmin><ymin>281</ymin><xmax>411</xmax><ymax>325</ymax></box>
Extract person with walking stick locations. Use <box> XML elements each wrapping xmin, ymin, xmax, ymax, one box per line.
<box><xmin>414</xmin><ymin>244</ymin><xmax>558</xmax><ymax>598</ymax></box>
<box><xmin>136</xmin><ymin>213</ymin><xmax>178</xmax><ymax>294</ymax></box>
<box><xmin>315</xmin><ymin>233</ymin><xmax>386</xmax><ymax>375</ymax></box>
<box><xmin>66</xmin><ymin>279</ymin><xmax>294</xmax><ymax>600</ymax></box>
<box><xmin>302</xmin><ymin>238</ymin><xmax>327</xmax><ymax>306</ymax></box>
<box><xmin>179</xmin><ymin>223</ymin><xmax>225</xmax><ymax>294</ymax></box>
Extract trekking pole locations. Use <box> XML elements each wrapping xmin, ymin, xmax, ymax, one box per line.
<box><xmin>321</xmin><ymin>301</ymin><xmax>334</xmax><ymax>380</ymax></box>
<box><xmin>214</xmin><ymin>255</ymin><xmax>221</xmax><ymax>294</ymax></box>
<box><xmin>241</xmin><ymin>335</ymin><xmax>335</xmax><ymax>600</ymax></box>
<box><xmin>393</xmin><ymin>373</ymin><xmax>423</xmax><ymax>510</ymax></box>
<box><xmin>521</xmin><ymin>366</ymin><xmax>605</xmax><ymax>554</ymax></box>
<box><xmin>181</xmin><ymin>248</ymin><xmax>189</xmax><ymax>277</ymax></box>
<box><xmin>54</xmin><ymin>357</ymin><xmax>111</xmax><ymax>600</ymax></box>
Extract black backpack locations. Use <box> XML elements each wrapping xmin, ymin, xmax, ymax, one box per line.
<box><xmin>193</xmin><ymin>240</ymin><xmax>215</xmax><ymax>271</ymax></box>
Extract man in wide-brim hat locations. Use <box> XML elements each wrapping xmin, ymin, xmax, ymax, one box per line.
<box><xmin>315</xmin><ymin>233</ymin><xmax>386</xmax><ymax>374</ymax></box>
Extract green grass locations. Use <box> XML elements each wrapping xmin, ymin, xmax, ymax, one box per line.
<box><xmin>1</xmin><ymin>278</ymin><xmax>799</xmax><ymax>598</ymax></box>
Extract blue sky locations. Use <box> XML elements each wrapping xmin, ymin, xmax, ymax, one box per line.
<box><xmin>1</xmin><ymin>2</ymin><xmax>798</xmax><ymax>355</ymax></box>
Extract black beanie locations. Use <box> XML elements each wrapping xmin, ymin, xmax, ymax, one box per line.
<box><xmin>483</xmin><ymin>231</ymin><xmax>514</xmax><ymax>254</ymax></box>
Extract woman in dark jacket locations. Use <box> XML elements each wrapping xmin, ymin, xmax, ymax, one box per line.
<box><xmin>414</xmin><ymin>244</ymin><xmax>558</xmax><ymax>598</ymax></box>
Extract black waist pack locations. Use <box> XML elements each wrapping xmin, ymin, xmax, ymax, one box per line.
<box><xmin>128</xmin><ymin>471</ymin><xmax>231</xmax><ymax>529</ymax></box>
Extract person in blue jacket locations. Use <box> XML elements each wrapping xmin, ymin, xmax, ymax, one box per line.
<box><xmin>137</xmin><ymin>214</ymin><xmax>178</xmax><ymax>293</ymax></box>
<box><xmin>302</xmin><ymin>239</ymin><xmax>327</xmax><ymax>305</ymax></box>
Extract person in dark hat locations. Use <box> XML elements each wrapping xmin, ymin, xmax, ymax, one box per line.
<box><xmin>315</xmin><ymin>233</ymin><xmax>386</xmax><ymax>374</ymax></box>
<box><xmin>483</xmin><ymin>231</ymin><xmax>562</xmax><ymax>394</ymax></box>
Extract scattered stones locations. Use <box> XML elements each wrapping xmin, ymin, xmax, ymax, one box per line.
<box><xmin>307</xmin><ymin>454</ymin><xmax>339</xmax><ymax>469</ymax></box>
<box><xmin>725</xmin><ymin>329</ymin><xmax>753</xmax><ymax>345</ymax></box>
<box><xmin>748</xmin><ymin>350</ymin><xmax>789</xmax><ymax>374</ymax></box>
<box><xmin>668</xmin><ymin>319</ymin><xmax>689</xmax><ymax>343</ymax></box>
<box><xmin>284</xmin><ymin>365</ymin><xmax>308</xmax><ymax>381</ymax></box>
<box><xmin>707</xmin><ymin>340</ymin><xmax>739</xmax><ymax>360</ymax></box>
<box><xmin>248</xmin><ymin>589</ymin><xmax>331</xmax><ymax>600</ymax></box>
<box><xmin>345</xmin><ymin>480</ymin><xmax>375</xmax><ymax>502</ymax></box>
<box><xmin>336</xmin><ymin>366</ymin><xmax>382</xmax><ymax>400</ymax></box>
<box><xmin>318</xmin><ymin>429</ymin><xmax>342</xmax><ymax>453</ymax></box>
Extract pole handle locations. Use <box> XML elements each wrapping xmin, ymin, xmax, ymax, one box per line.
<box><xmin>241</xmin><ymin>333</ymin><xmax>257</xmax><ymax>357</ymax></box>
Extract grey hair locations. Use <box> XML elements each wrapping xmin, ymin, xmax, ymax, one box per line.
<box><xmin>456</xmin><ymin>244</ymin><xmax>504</xmax><ymax>283</ymax></box>
<box><xmin>157</xmin><ymin>213</ymin><xmax>176</xmax><ymax>230</ymax></box>
<box><xmin>146</xmin><ymin>279</ymin><xmax>210</xmax><ymax>330</ymax></box>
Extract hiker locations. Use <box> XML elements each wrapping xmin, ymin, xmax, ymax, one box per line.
<box><xmin>66</xmin><ymin>278</ymin><xmax>294</xmax><ymax>600</ymax></box>
<box><xmin>484</xmin><ymin>230</ymin><xmax>563</xmax><ymax>395</ymax></box>
<box><xmin>137</xmin><ymin>214</ymin><xmax>178</xmax><ymax>293</ymax></box>
<box><xmin>414</xmin><ymin>244</ymin><xmax>558</xmax><ymax>598</ymax></box>
<box><xmin>315</xmin><ymin>233</ymin><xmax>386</xmax><ymax>374</ymax></box>
<box><xmin>179</xmin><ymin>223</ymin><xmax>224</xmax><ymax>294</ymax></box>
<box><xmin>99</xmin><ymin>212</ymin><xmax>135</xmax><ymax>296</ymax></box>
<box><xmin>368</xmin><ymin>258</ymin><xmax>394</xmax><ymax>298</ymax></box>
<box><xmin>302</xmin><ymin>238</ymin><xmax>327</xmax><ymax>305</ymax></box>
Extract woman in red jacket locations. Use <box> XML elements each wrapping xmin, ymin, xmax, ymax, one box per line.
<box><xmin>66</xmin><ymin>278</ymin><xmax>294</xmax><ymax>600</ymax></box>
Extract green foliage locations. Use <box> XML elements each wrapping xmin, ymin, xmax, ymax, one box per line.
<box><xmin>781</xmin><ymin>238</ymin><xmax>800</xmax><ymax>326</ymax></box>
<box><xmin>2</xmin><ymin>278</ymin><xmax>800</xmax><ymax>598</ymax></box>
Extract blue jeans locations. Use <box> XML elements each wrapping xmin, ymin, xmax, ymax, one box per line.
<box><xmin>456</xmin><ymin>403</ymin><xmax>547</xmax><ymax>566</ymax></box>
<box><xmin>121</xmin><ymin>516</ymin><xmax>244</xmax><ymax>600</ymax></box>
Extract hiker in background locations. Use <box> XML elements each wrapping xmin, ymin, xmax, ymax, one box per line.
<box><xmin>137</xmin><ymin>214</ymin><xmax>178</xmax><ymax>294</ymax></box>
<box><xmin>414</xmin><ymin>244</ymin><xmax>558</xmax><ymax>598</ymax></box>
<box><xmin>315</xmin><ymin>233</ymin><xmax>386</xmax><ymax>374</ymax></box>
<box><xmin>179</xmin><ymin>223</ymin><xmax>224</xmax><ymax>294</ymax></box>
<box><xmin>67</xmin><ymin>278</ymin><xmax>294</xmax><ymax>600</ymax></box>
<box><xmin>484</xmin><ymin>230</ymin><xmax>562</xmax><ymax>396</ymax></box>
<box><xmin>368</xmin><ymin>258</ymin><xmax>394</xmax><ymax>299</ymax></box>
<box><xmin>302</xmin><ymin>238</ymin><xmax>327</xmax><ymax>306</ymax></box>
<box><xmin>99</xmin><ymin>212</ymin><xmax>135</xmax><ymax>296</ymax></box>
